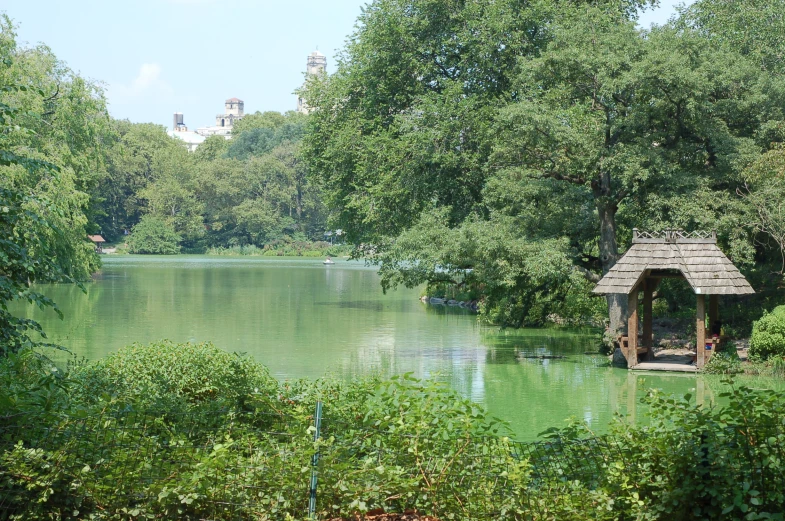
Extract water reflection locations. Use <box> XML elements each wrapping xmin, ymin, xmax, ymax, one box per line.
<box><xmin>13</xmin><ymin>256</ymin><xmax>785</xmax><ymax>440</ymax></box>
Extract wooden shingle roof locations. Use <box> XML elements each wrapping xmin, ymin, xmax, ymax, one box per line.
<box><xmin>593</xmin><ymin>230</ymin><xmax>754</xmax><ymax>296</ymax></box>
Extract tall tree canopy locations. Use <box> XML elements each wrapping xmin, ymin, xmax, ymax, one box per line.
<box><xmin>1</xmin><ymin>17</ymin><xmax>106</xmax><ymax>353</ymax></box>
<box><xmin>303</xmin><ymin>0</ymin><xmax>785</xmax><ymax>329</ymax></box>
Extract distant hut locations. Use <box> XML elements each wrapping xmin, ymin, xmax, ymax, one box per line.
<box><xmin>593</xmin><ymin>229</ymin><xmax>754</xmax><ymax>369</ymax></box>
<box><xmin>88</xmin><ymin>235</ymin><xmax>106</xmax><ymax>253</ymax></box>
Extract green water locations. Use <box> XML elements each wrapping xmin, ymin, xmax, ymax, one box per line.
<box><xmin>16</xmin><ymin>256</ymin><xmax>783</xmax><ymax>439</ymax></box>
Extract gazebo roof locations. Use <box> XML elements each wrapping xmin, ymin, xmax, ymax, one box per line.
<box><xmin>593</xmin><ymin>229</ymin><xmax>754</xmax><ymax>296</ymax></box>
<box><xmin>87</xmin><ymin>235</ymin><xmax>106</xmax><ymax>243</ymax></box>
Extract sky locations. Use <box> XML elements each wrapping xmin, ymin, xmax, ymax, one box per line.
<box><xmin>4</xmin><ymin>0</ymin><xmax>693</xmax><ymax>130</ymax></box>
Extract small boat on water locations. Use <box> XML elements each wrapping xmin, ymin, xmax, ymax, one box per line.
<box><xmin>323</xmin><ymin>257</ymin><xmax>335</xmax><ymax>265</ymax></box>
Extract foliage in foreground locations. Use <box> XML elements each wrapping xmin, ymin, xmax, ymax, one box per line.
<box><xmin>2</xmin><ymin>342</ymin><xmax>785</xmax><ymax>520</ymax></box>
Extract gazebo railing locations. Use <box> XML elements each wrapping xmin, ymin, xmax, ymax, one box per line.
<box><xmin>633</xmin><ymin>229</ymin><xmax>717</xmax><ymax>243</ymax></box>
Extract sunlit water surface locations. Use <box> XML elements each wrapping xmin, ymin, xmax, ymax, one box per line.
<box><xmin>17</xmin><ymin>256</ymin><xmax>785</xmax><ymax>439</ymax></box>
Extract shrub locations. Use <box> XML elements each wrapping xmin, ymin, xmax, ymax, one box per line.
<box><xmin>127</xmin><ymin>215</ymin><xmax>181</xmax><ymax>254</ymax></box>
<box><xmin>703</xmin><ymin>351</ymin><xmax>743</xmax><ymax>374</ymax></box>
<box><xmin>749</xmin><ymin>305</ymin><xmax>785</xmax><ymax>361</ymax></box>
<box><xmin>72</xmin><ymin>340</ymin><xmax>278</xmax><ymax>410</ymax></box>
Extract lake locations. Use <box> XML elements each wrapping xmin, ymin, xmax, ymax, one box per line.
<box><xmin>18</xmin><ymin>255</ymin><xmax>782</xmax><ymax>439</ymax></box>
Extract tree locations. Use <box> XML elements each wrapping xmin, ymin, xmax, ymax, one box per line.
<box><xmin>192</xmin><ymin>134</ymin><xmax>229</xmax><ymax>163</ymax></box>
<box><xmin>737</xmin><ymin>146</ymin><xmax>785</xmax><ymax>273</ymax></box>
<box><xmin>138</xmin><ymin>146</ymin><xmax>204</xmax><ymax>243</ymax></box>
<box><xmin>126</xmin><ymin>215</ymin><xmax>181</xmax><ymax>254</ymax></box>
<box><xmin>226</xmin><ymin>112</ymin><xmax>307</xmax><ymax>161</ymax></box>
<box><xmin>1</xmin><ymin>17</ymin><xmax>105</xmax><ymax>353</ymax></box>
<box><xmin>682</xmin><ymin>0</ymin><xmax>785</xmax><ymax>74</ymax></box>
<box><xmin>97</xmin><ymin>121</ymin><xmax>188</xmax><ymax>240</ymax></box>
<box><xmin>492</xmin><ymin>9</ymin><xmax>780</xmax><ymax>328</ymax></box>
<box><xmin>303</xmin><ymin>0</ymin><xmax>784</xmax><ymax>328</ymax></box>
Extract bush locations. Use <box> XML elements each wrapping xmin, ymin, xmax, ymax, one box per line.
<box><xmin>703</xmin><ymin>351</ymin><xmax>743</xmax><ymax>374</ymax></box>
<box><xmin>4</xmin><ymin>345</ymin><xmax>785</xmax><ymax>520</ymax></box>
<box><xmin>72</xmin><ymin>340</ymin><xmax>278</xmax><ymax>410</ymax></box>
<box><xmin>127</xmin><ymin>215</ymin><xmax>181</xmax><ymax>254</ymax></box>
<box><xmin>749</xmin><ymin>305</ymin><xmax>785</xmax><ymax>361</ymax></box>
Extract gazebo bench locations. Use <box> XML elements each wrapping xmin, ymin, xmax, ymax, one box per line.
<box><xmin>618</xmin><ymin>335</ymin><xmax>649</xmax><ymax>356</ymax></box>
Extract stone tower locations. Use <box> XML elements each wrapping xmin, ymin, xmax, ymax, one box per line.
<box><xmin>297</xmin><ymin>51</ymin><xmax>327</xmax><ymax>114</ymax></box>
<box><xmin>216</xmin><ymin>98</ymin><xmax>244</xmax><ymax>127</ymax></box>
<box><xmin>306</xmin><ymin>50</ymin><xmax>327</xmax><ymax>75</ymax></box>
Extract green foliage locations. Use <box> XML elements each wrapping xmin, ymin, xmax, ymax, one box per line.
<box><xmin>311</xmin><ymin>375</ymin><xmax>535</xmax><ymax>520</ymax></box>
<box><xmin>683</xmin><ymin>0</ymin><xmax>785</xmax><ymax>74</ymax></box>
<box><xmin>96</xmin><ymin>121</ymin><xmax>189</xmax><ymax>240</ymax></box>
<box><xmin>94</xmin><ymin>110</ymin><xmax>325</xmax><ymax>251</ymax></box>
<box><xmin>750</xmin><ymin>305</ymin><xmax>785</xmax><ymax>361</ymax></box>
<box><xmin>303</xmin><ymin>0</ymin><xmax>785</xmax><ymax>330</ymax></box>
<box><xmin>703</xmin><ymin>352</ymin><xmax>743</xmax><ymax>375</ymax></box>
<box><xmin>3</xmin><ymin>343</ymin><xmax>785</xmax><ymax>520</ymax></box>
<box><xmin>73</xmin><ymin>340</ymin><xmax>278</xmax><ymax>410</ymax></box>
<box><xmin>126</xmin><ymin>215</ymin><xmax>181</xmax><ymax>254</ymax></box>
<box><xmin>622</xmin><ymin>385</ymin><xmax>785</xmax><ymax>519</ymax></box>
<box><xmin>1</xmin><ymin>21</ymin><xmax>101</xmax><ymax>354</ymax></box>
<box><xmin>226</xmin><ymin>116</ymin><xmax>306</xmax><ymax>161</ymax></box>
<box><xmin>207</xmin><ymin>239</ymin><xmax>350</xmax><ymax>257</ymax></box>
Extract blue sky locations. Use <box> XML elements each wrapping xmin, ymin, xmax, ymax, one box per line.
<box><xmin>3</xmin><ymin>0</ymin><xmax>692</xmax><ymax>129</ymax></box>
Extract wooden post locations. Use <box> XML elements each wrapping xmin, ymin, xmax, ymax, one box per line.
<box><xmin>643</xmin><ymin>279</ymin><xmax>654</xmax><ymax>361</ymax></box>
<box><xmin>696</xmin><ymin>294</ymin><xmax>706</xmax><ymax>368</ymax></box>
<box><xmin>627</xmin><ymin>287</ymin><xmax>639</xmax><ymax>368</ymax></box>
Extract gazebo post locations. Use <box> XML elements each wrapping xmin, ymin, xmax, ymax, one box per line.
<box><xmin>643</xmin><ymin>279</ymin><xmax>654</xmax><ymax>361</ymax></box>
<box><xmin>627</xmin><ymin>287</ymin><xmax>639</xmax><ymax>368</ymax></box>
<box><xmin>696</xmin><ymin>294</ymin><xmax>706</xmax><ymax>368</ymax></box>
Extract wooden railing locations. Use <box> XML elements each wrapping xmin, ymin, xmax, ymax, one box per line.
<box><xmin>632</xmin><ymin>228</ymin><xmax>717</xmax><ymax>243</ymax></box>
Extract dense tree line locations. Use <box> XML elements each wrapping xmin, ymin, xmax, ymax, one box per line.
<box><xmin>93</xmin><ymin>111</ymin><xmax>327</xmax><ymax>254</ymax></box>
<box><xmin>2</xmin><ymin>14</ymin><xmax>328</xmax><ymax>263</ymax></box>
<box><xmin>303</xmin><ymin>0</ymin><xmax>785</xmax><ymax>332</ymax></box>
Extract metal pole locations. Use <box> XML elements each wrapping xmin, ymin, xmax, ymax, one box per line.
<box><xmin>308</xmin><ymin>401</ymin><xmax>323</xmax><ymax>519</ymax></box>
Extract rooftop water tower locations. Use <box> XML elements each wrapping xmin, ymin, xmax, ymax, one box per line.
<box><xmin>173</xmin><ymin>112</ymin><xmax>186</xmax><ymax>131</ymax></box>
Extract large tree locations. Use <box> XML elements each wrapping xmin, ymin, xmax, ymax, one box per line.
<box><xmin>1</xmin><ymin>17</ymin><xmax>106</xmax><ymax>352</ymax></box>
<box><xmin>303</xmin><ymin>0</ymin><xmax>785</xmax><ymax>329</ymax></box>
<box><xmin>492</xmin><ymin>7</ymin><xmax>780</xmax><ymax>328</ymax></box>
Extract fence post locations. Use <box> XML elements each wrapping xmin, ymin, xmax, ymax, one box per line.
<box><xmin>308</xmin><ymin>401</ymin><xmax>323</xmax><ymax>520</ymax></box>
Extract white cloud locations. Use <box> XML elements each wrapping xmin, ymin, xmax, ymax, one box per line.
<box><xmin>109</xmin><ymin>63</ymin><xmax>174</xmax><ymax>102</ymax></box>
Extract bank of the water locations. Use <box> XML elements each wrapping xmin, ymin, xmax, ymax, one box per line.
<box><xmin>13</xmin><ymin>255</ymin><xmax>785</xmax><ymax>440</ymax></box>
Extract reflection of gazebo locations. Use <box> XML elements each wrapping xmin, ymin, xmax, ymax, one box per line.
<box><xmin>593</xmin><ymin>229</ymin><xmax>754</xmax><ymax>369</ymax></box>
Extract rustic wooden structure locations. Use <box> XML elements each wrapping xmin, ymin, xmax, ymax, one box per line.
<box><xmin>88</xmin><ymin>235</ymin><xmax>106</xmax><ymax>253</ymax></box>
<box><xmin>593</xmin><ymin>229</ymin><xmax>754</xmax><ymax>369</ymax></box>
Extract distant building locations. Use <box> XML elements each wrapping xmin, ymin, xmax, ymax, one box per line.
<box><xmin>196</xmin><ymin>98</ymin><xmax>245</xmax><ymax>137</ymax></box>
<box><xmin>167</xmin><ymin>112</ymin><xmax>206</xmax><ymax>152</ymax></box>
<box><xmin>297</xmin><ymin>51</ymin><xmax>327</xmax><ymax>114</ymax></box>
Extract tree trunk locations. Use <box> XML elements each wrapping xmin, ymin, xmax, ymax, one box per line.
<box><xmin>595</xmin><ymin>173</ymin><xmax>627</xmax><ymax>333</ymax></box>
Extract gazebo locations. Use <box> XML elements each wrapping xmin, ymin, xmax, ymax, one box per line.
<box><xmin>88</xmin><ymin>234</ymin><xmax>106</xmax><ymax>253</ymax></box>
<box><xmin>593</xmin><ymin>229</ymin><xmax>754</xmax><ymax>369</ymax></box>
